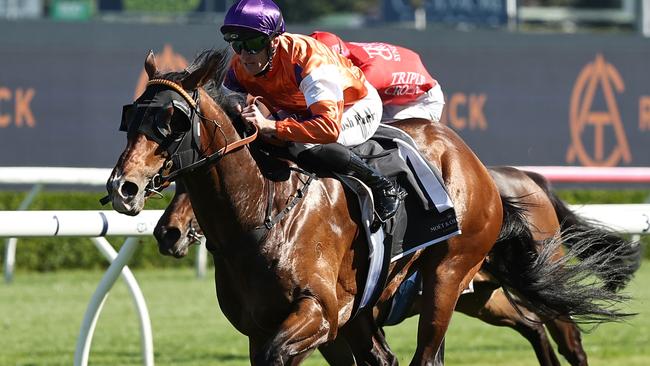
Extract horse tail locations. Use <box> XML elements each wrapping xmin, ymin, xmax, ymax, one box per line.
<box><xmin>524</xmin><ymin>170</ymin><xmax>643</xmax><ymax>291</ymax></box>
<box><xmin>494</xmin><ymin>195</ymin><xmax>532</xmax><ymax>242</ymax></box>
<box><xmin>486</xmin><ymin>196</ymin><xmax>635</xmax><ymax>325</ymax></box>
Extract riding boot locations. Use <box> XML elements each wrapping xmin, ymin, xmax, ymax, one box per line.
<box><xmin>346</xmin><ymin>153</ymin><xmax>405</xmax><ymax>222</ymax></box>
<box><xmin>296</xmin><ymin>143</ymin><xmax>406</xmax><ymax>222</ymax></box>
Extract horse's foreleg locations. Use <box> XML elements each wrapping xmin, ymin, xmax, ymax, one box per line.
<box><xmin>252</xmin><ymin>295</ymin><xmax>331</xmax><ymax>365</ymax></box>
<box><xmin>545</xmin><ymin>319</ymin><xmax>588</xmax><ymax>366</ymax></box>
<box><xmin>319</xmin><ymin>338</ymin><xmax>357</xmax><ymax>366</ymax></box>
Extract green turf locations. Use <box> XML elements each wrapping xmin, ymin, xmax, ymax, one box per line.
<box><xmin>1</xmin><ymin>261</ymin><xmax>648</xmax><ymax>365</ymax></box>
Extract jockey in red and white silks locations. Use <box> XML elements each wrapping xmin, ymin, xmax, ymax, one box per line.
<box><xmin>311</xmin><ymin>31</ymin><xmax>445</xmax><ymax>123</ymax></box>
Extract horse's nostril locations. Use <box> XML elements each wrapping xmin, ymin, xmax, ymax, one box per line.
<box><xmin>120</xmin><ymin>181</ymin><xmax>139</xmax><ymax>199</ymax></box>
<box><xmin>165</xmin><ymin>228</ymin><xmax>182</xmax><ymax>244</ymax></box>
<box><xmin>156</xmin><ymin>227</ymin><xmax>184</xmax><ymax>256</ymax></box>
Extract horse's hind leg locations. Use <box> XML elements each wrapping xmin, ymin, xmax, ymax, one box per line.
<box><xmin>340</xmin><ymin>311</ymin><xmax>398</xmax><ymax>366</ymax></box>
<box><xmin>545</xmin><ymin>319</ymin><xmax>588</xmax><ymax>366</ymax></box>
<box><xmin>456</xmin><ymin>285</ymin><xmax>562</xmax><ymax>366</ymax></box>
<box><xmin>410</xmin><ymin>234</ymin><xmax>499</xmax><ymax>366</ymax></box>
<box><xmin>409</xmin><ymin>243</ymin><xmax>478</xmax><ymax>365</ymax></box>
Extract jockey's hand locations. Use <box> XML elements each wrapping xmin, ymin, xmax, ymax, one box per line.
<box><xmin>241</xmin><ymin>104</ymin><xmax>276</xmax><ymax>138</ymax></box>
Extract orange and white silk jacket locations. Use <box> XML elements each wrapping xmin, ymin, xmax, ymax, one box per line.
<box><xmin>223</xmin><ymin>33</ymin><xmax>369</xmax><ymax>144</ymax></box>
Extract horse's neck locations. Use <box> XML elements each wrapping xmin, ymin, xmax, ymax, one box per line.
<box><xmin>192</xmin><ymin>96</ymin><xmax>267</xmax><ymax>238</ymax></box>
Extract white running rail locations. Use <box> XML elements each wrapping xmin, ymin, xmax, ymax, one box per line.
<box><xmin>0</xmin><ymin>210</ymin><xmax>163</xmax><ymax>366</ymax></box>
<box><xmin>1</xmin><ymin>166</ymin><xmax>649</xmax><ymax>366</ymax></box>
<box><xmin>0</xmin><ymin>167</ymin><xmax>196</xmax><ymax>283</ymax></box>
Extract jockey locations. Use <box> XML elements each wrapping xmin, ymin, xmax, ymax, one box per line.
<box><xmin>220</xmin><ymin>0</ymin><xmax>405</xmax><ymax>222</ymax></box>
<box><xmin>310</xmin><ymin>31</ymin><xmax>444</xmax><ymax>123</ymax></box>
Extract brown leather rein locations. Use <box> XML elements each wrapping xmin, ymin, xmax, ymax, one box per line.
<box><xmin>147</xmin><ymin>79</ymin><xmax>259</xmax><ymax>183</ymax></box>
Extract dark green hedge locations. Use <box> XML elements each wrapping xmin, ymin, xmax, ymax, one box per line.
<box><xmin>1</xmin><ymin>189</ymin><xmax>648</xmax><ymax>272</ymax></box>
<box><xmin>0</xmin><ymin>190</ymin><xmax>196</xmax><ymax>271</ymax></box>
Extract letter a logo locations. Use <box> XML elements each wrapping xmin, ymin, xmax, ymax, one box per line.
<box><xmin>566</xmin><ymin>54</ymin><xmax>631</xmax><ymax>166</ymax></box>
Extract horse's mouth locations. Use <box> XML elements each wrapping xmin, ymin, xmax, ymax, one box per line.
<box><xmin>112</xmin><ymin>199</ymin><xmax>144</xmax><ymax>216</ymax></box>
<box><xmin>160</xmin><ymin>241</ymin><xmax>189</xmax><ymax>258</ymax></box>
<box><xmin>171</xmin><ymin>245</ymin><xmax>189</xmax><ymax>258</ymax></box>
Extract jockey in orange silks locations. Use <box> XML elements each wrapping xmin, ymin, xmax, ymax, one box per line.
<box><xmin>220</xmin><ymin>0</ymin><xmax>405</xmax><ymax>222</ymax></box>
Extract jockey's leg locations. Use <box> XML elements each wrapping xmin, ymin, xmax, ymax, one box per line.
<box><xmin>290</xmin><ymin>81</ymin><xmax>405</xmax><ymax>222</ymax></box>
<box><xmin>382</xmin><ymin>83</ymin><xmax>445</xmax><ymax>123</ymax></box>
<box><xmin>294</xmin><ymin>143</ymin><xmax>405</xmax><ymax>222</ymax></box>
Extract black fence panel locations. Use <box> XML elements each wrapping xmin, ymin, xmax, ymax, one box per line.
<box><xmin>0</xmin><ymin>21</ymin><xmax>648</xmax><ymax>168</ymax></box>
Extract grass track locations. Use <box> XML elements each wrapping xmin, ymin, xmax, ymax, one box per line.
<box><xmin>1</xmin><ymin>260</ymin><xmax>648</xmax><ymax>365</ymax></box>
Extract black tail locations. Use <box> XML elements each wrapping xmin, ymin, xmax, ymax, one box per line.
<box><xmin>524</xmin><ymin>171</ymin><xmax>643</xmax><ymax>291</ymax></box>
<box><xmin>486</xmin><ymin>197</ymin><xmax>635</xmax><ymax>325</ymax></box>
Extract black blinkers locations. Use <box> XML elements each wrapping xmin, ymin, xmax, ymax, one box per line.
<box><xmin>119</xmin><ymin>89</ymin><xmax>195</xmax><ymax>144</ymax></box>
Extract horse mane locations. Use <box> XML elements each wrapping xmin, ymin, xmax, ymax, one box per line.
<box><xmin>158</xmin><ymin>47</ymin><xmax>244</xmax><ymax>122</ymax></box>
<box><xmin>159</xmin><ymin>47</ymin><xmax>230</xmax><ymax>87</ymax></box>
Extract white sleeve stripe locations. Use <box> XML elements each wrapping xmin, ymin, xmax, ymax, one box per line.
<box><xmin>299</xmin><ymin>64</ymin><xmax>344</xmax><ymax>107</ymax></box>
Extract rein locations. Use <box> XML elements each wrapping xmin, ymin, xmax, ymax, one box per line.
<box><xmin>150</xmin><ymin>81</ymin><xmax>318</xmax><ymax>241</ymax></box>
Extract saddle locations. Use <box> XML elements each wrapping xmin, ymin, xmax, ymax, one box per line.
<box><xmin>248</xmin><ymin>98</ymin><xmax>460</xmax><ymax>311</ymax></box>
<box><xmin>252</xmin><ymin>123</ymin><xmax>460</xmax><ymax>313</ymax></box>
<box><xmin>339</xmin><ymin>124</ymin><xmax>460</xmax><ymax>311</ymax></box>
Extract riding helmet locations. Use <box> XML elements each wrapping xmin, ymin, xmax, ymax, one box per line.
<box><xmin>221</xmin><ymin>0</ymin><xmax>285</xmax><ymax>41</ymax></box>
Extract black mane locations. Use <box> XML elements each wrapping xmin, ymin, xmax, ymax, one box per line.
<box><xmin>160</xmin><ymin>47</ymin><xmax>245</xmax><ymax>125</ymax></box>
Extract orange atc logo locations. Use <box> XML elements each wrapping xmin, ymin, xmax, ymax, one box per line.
<box><xmin>566</xmin><ymin>54</ymin><xmax>631</xmax><ymax>167</ymax></box>
<box><xmin>134</xmin><ymin>44</ymin><xmax>189</xmax><ymax>99</ymax></box>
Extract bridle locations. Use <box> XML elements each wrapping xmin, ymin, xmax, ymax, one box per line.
<box><xmin>101</xmin><ymin>78</ymin><xmax>258</xmax><ymax>205</ymax></box>
<box><xmin>145</xmin><ymin>79</ymin><xmax>258</xmax><ymax>184</ymax></box>
<box><xmin>105</xmin><ymin>77</ymin><xmax>314</xmax><ymax>238</ymax></box>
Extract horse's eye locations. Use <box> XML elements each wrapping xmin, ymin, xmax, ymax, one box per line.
<box><xmin>153</xmin><ymin>106</ymin><xmax>174</xmax><ymax>136</ymax></box>
<box><xmin>170</xmin><ymin>113</ymin><xmax>191</xmax><ymax>133</ymax></box>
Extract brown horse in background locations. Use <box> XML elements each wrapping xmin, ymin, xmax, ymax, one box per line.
<box><xmin>106</xmin><ymin>49</ymin><xmax>631</xmax><ymax>365</ymax></box>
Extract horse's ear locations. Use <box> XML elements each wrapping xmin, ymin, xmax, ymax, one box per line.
<box><xmin>145</xmin><ymin>50</ymin><xmax>157</xmax><ymax>79</ymax></box>
<box><xmin>181</xmin><ymin>51</ymin><xmax>222</xmax><ymax>90</ymax></box>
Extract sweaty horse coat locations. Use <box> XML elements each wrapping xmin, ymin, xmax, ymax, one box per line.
<box><xmin>107</xmin><ymin>49</ymin><xmax>633</xmax><ymax>365</ymax></box>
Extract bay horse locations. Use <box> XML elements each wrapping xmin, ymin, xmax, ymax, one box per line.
<box><xmin>156</xmin><ymin>170</ymin><xmax>581</xmax><ymax>365</ymax></box>
<box><xmin>106</xmin><ymin>49</ymin><xmax>631</xmax><ymax>365</ymax></box>
<box><xmin>155</xmin><ymin>167</ymin><xmax>640</xmax><ymax>366</ymax></box>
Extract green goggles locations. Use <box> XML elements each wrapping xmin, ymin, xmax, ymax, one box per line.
<box><xmin>230</xmin><ymin>35</ymin><xmax>269</xmax><ymax>55</ymax></box>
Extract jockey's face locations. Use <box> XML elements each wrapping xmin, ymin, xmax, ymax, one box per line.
<box><xmin>237</xmin><ymin>37</ymin><xmax>279</xmax><ymax>76</ymax></box>
<box><xmin>239</xmin><ymin>46</ymin><xmax>269</xmax><ymax>76</ymax></box>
